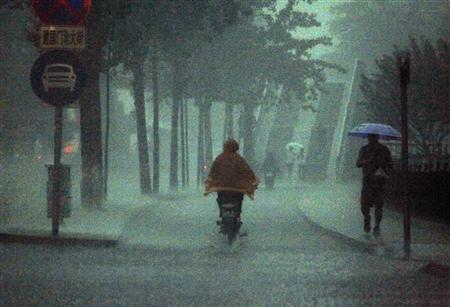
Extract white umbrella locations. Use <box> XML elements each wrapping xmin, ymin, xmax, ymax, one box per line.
<box><xmin>285</xmin><ymin>142</ymin><xmax>303</xmax><ymax>154</ymax></box>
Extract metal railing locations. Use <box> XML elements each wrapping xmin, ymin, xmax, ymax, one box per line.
<box><xmin>392</xmin><ymin>158</ymin><xmax>450</xmax><ymax>173</ymax></box>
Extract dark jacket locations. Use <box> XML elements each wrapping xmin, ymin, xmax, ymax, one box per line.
<box><xmin>357</xmin><ymin>142</ymin><xmax>392</xmax><ymax>185</ymax></box>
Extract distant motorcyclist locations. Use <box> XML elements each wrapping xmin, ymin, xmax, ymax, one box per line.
<box><xmin>204</xmin><ymin>138</ymin><xmax>259</xmax><ymax>223</ymax></box>
<box><xmin>261</xmin><ymin>152</ymin><xmax>279</xmax><ymax>190</ymax></box>
<box><xmin>285</xmin><ymin>143</ymin><xmax>305</xmax><ymax>182</ymax></box>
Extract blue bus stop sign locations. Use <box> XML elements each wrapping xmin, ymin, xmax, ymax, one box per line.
<box><xmin>33</xmin><ymin>0</ymin><xmax>91</xmax><ymax>25</ymax></box>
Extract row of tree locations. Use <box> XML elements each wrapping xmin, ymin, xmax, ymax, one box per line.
<box><xmin>360</xmin><ymin>37</ymin><xmax>450</xmax><ymax>160</ymax></box>
<box><xmin>1</xmin><ymin>0</ymin><xmax>339</xmax><ymax>206</ymax></box>
<box><xmin>86</xmin><ymin>0</ymin><xmax>339</xmax><ymax>199</ymax></box>
<box><xmin>2</xmin><ymin>1</ymin><xmax>447</xmax><ymax>204</ymax></box>
<box><xmin>326</xmin><ymin>0</ymin><xmax>449</xmax><ymax>75</ymax></box>
<box><xmin>327</xmin><ymin>0</ymin><xmax>449</xmax><ymax>160</ymax></box>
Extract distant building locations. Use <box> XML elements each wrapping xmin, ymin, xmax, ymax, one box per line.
<box><xmin>304</xmin><ymin>82</ymin><xmax>346</xmax><ymax>180</ymax></box>
<box><xmin>336</xmin><ymin>59</ymin><xmax>368</xmax><ymax>181</ymax></box>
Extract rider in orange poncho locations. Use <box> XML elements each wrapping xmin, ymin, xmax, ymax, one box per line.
<box><xmin>204</xmin><ymin>138</ymin><xmax>259</xmax><ymax>220</ymax></box>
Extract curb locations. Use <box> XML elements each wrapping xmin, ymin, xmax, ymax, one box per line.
<box><xmin>0</xmin><ymin>232</ymin><xmax>118</xmax><ymax>247</ymax></box>
<box><xmin>298</xmin><ymin>207</ymin><xmax>450</xmax><ymax>270</ymax></box>
<box><xmin>420</xmin><ymin>262</ymin><xmax>450</xmax><ymax>278</ymax></box>
<box><xmin>297</xmin><ymin>206</ymin><xmax>370</xmax><ymax>251</ymax></box>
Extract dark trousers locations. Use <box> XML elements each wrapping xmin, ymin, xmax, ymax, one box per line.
<box><xmin>216</xmin><ymin>191</ymin><xmax>244</xmax><ymax>218</ymax></box>
<box><xmin>361</xmin><ymin>183</ymin><xmax>385</xmax><ymax>227</ymax></box>
<box><xmin>298</xmin><ymin>166</ymin><xmax>305</xmax><ymax>181</ymax></box>
<box><xmin>286</xmin><ymin>163</ymin><xmax>293</xmax><ymax>180</ymax></box>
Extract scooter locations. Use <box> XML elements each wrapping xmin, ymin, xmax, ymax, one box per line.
<box><xmin>217</xmin><ymin>202</ymin><xmax>242</xmax><ymax>245</ymax></box>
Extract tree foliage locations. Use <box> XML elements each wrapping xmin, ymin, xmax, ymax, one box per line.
<box><xmin>186</xmin><ymin>0</ymin><xmax>340</xmax><ymax>107</ymax></box>
<box><xmin>0</xmin><ymin>6</ymin><xmax>53</xmax><ymax>159</ymax></box>
<box><xmin>1</xmin><ymin>0</ymin><xmax>342</xmax><ymax>189</ymax></box>
<box><xmin>360</xmin><ymin>37</ymin><xmax>450</xmax><ymax>159</ymax></box>
<box><xmin>183</xmin><ymin>0</ymin><xmax>341</xmax><ymax>167</ymax></box>
<box><xmin>328</xmin><ymin>0</ymin><xmax>450</xmax><ymax>72</ymax></box>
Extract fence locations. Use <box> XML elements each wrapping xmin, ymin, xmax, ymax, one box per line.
<box><xmin>387</xmin><ymin>141</ymin><xmax>450</xmax><ymax>161</ymax></box>
<box><xmin>392</xmin><ymin>158</ymin><xmax>449</xmax><ymax>173</ymax></box>
<box><xmin>386</xmin><ymin>158</ymin><xmax>450</xmax><ymax>223</ymax></box>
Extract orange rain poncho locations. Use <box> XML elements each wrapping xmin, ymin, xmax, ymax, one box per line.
<box><xmin>204</xmin><ymin>139</ymin><xmax>259</xmax><ymax>199</ymax></box>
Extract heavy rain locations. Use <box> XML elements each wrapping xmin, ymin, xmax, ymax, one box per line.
<box><xmin>1</xmin><ymin>0</ymin><xmax>449</xmax><ymax>305</ymax></box>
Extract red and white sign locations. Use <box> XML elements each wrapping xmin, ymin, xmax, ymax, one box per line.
<box><xmin>33</xmin><ymin>0</ymin><xmax>91</xmax><ymax>26</ymax></box>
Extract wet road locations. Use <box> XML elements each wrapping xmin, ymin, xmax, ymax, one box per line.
<box><xmin>1</xmin><ymin>188</ymin><xmax>448</xmax><ymax>305</ymax></box>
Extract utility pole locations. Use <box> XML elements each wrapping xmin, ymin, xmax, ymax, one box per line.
<box><xmin>52</xmin><ymin>106</ymin><xmax>63</xmax><ymax>236</ymax></box>
<box><xmin>104</xmin><ymin>37</ymin><xmax>111</xmax><ymax>200</ymax></box>
<box><xmin>398</xmin><ymin>55</ymin><xmax>411</xmax><ymax>259</ymax></box>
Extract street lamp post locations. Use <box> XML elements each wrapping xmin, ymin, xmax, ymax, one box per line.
<box><xmin>398</xmin><ymin>55</ymin><xmax>411</xmax><ymax>258</ymax></box>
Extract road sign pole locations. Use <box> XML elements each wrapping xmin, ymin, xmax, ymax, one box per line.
<box><xmin>398</xmin><ymin>56</ymin><xmax>411</xmax><ymax>259</ymax></box>
<box><xmin>104</xmin><ymin>38</ymin><xmax>111</xmax><ymax>200</ymax></box>
<box><xmin>32</xmin><ymin>0</ymin><xmax>90</xmax><ymax>235</ymax></box>
<box><xmin>52</xmin><ymin>106</ymin><xmax>63</xmax><ymax>237</ymax></box>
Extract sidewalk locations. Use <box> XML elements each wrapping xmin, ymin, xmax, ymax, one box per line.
<box><xmin>297</xmin><ymin>180</ymin><xmax>449</xmax><ymax>268</ymax></box>
<box><xmin>2</xmin><ymin>180</ymin><xmax>448</xmax><ymax>272</ymax></box>
<box><xmin>0</xmin><ymin>192</ymin><xmax>149</xmax><ymax>246</ymax></box>
<box><xmin>0</xmin><ymin>187</ymin><xmax>204</xmax><ymax>246</ymax></box>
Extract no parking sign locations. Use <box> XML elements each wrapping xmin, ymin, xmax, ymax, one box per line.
<box><xmin>33</xmin><ymin>0</ymin><xmax>91</xmax><ymax>25</ymax></box>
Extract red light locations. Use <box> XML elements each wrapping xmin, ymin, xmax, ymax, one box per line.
<box><xmin>64</xmin><ymin>144</ymin><xmax>73</xmax><ymax>154</ymax></box>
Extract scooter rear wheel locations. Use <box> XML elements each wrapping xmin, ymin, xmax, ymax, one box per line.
<box><xmin>228</xmin><ymin>231</ymin><xmax>236</xmax><ymax>245</ymax></box>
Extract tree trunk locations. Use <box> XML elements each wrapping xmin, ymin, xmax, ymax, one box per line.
<box><xmin>223</xmin><ymin>103</ymin><xmax>234</xmax><ymax>142</ymax></box>
<box><xmin>254</xmin><ymin>104</ymin><xmax>272</xmax><ymax>162</ymax></box>
<box><xmin>204</xmin><ymin>101</ymin><xmax>213</xmax><ymax>170</ymax></box>
<box><xmin>223</xmin><ymin>107</ymin><xmax>228</xmax><ymax>143</ymax></box>
<box><xmin>132</xmin><ymin>63</ymin><xmax>151</xmax><ymax>194</ymax></box>
<box><xmin>79</xmin><ymin>2</ymin><xmax>104</xmax><ymax>208</ymax></box>
<box><xmin>180</xmin><ymin>97</ymin><xmax>186</xmax><ymax>188</ymax></box>
<box><xmin>238</xmin><ymin>105</ymin><xmax>244</xmax><ymax>145</ymax></box>
<box><xmin>242</xmin><ymin>103</ymin><xmax>256</xmax><ymax>168</ymax></box>
<box><xmin>184</xmin><ymin>98</ymin><xmax>190</xmax><ymax>187</ymax></box>
<box><xmin>104</xmin><ymin>38</ymin><xmax>111</xmax><ymax>200</ymax></box>
<box><xmin>197</xmin><ymin>101</ymin><xmax>205</xmax><ymax>187</ymax></box>
<box><xmin>226</xmin><ymin>103</ymin><xmax>234</xmax><ymax>139</ymax></box>
<box><xmin>151</xmin><ymin>45</ymin><xmax>160</xmax><ymax>193</ymax></box>
<box><xmin>266</xmin><ymin>98</ymin><xmax>301</xmax><ymax>162</ymax></box>
<box><xmin>170</xmin><ymin>57</ymin><xmax>181</xmax><ymax>190</ymax></box>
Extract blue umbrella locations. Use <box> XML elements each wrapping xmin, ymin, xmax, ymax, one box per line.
<box><xmin>348</xmin><ymin>123</ymin><xmax>401</xmax><ymax>140</ymax></box>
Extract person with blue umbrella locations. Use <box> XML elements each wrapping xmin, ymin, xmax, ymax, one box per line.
<box><xmin>349</xmin><ymin>123</ymin><xmax>398</xmax><ymax>236</ymax></box>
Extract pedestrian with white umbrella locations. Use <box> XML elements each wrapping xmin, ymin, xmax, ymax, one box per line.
<box><xmin>285</xmin><ymin>142</ymin><xmax>305</xmax><ymax>182</ymax></box>
<box><xmin>349</xmin><ymin>123</ymin><xmax>397</xmax><ymax>236</ymax></box>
